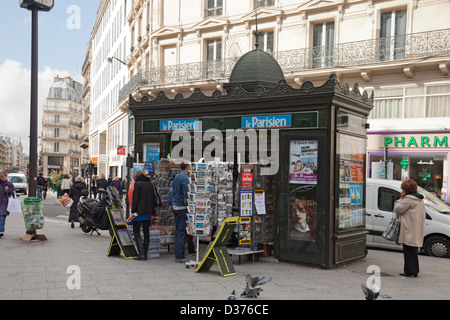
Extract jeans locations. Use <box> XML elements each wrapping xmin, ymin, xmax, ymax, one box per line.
<box><xmin>173</xmin><ymin>208</ymin><xmax>195</xmax><ymax>259</ymax></box>
<box><xmin>0</xmin><ymin>215</ymin><xmax>6</xmax><ymax>234</ymax></box>
<box><xmin>36</xmin><ymin>185</ymin><xmax>43</xmax><ymax>199</ymax></box>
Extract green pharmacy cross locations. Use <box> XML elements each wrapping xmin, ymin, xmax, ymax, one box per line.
<box><xmin>400</xmin><ymin>158</ymin><xmax>410</xmax><ymax>169</ymax></box>
<box><xmin>418</xmin><ymin>169</ymin><xmax>431</xmax><ymax>181</ymax></box>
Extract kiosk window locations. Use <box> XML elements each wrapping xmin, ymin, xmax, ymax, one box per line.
<box><xmin>378</xmin><ymin>187</ymin><xmax>400</xmax><ymax>212</ymax></box>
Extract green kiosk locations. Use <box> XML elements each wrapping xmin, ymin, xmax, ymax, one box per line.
<box><xmin>128</xmin><ymin>47</ymin><xmax>373</xmax><ymax>269</ymax></box>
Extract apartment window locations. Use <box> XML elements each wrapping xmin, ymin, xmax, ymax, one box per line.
<box><xmin>48</xmin><ymin>156</ymin><xmax>64</xmax><ymax>167</ymax></box>
<box><xmin>206</xmin><ymin>39</ymin><xmax>222</xmax><ymax>78</ymax></box>
<box><xmin>54</xmin><ymin>114</ymin><xmax>60</xmax><ymax>124</ymax></box>
<box><xmin>256</xmin><ymin>31</ymin><xmax>274</xmax><ymax>53</ymax></box>
<box><xmin>255</xmin><ymin>0</ymin><xmax>275</xmax><ymax>8</ymax></box>
<box><xmin>70</xmin><ymin>158</ymin><xmax>79</xmax><ymax>168</ymax></box>
<box><xmin>206</xmin><ymin>0</ymin><xmax>222</xmax><ymax>17</ymax></box>
<box><xmin>379</xmin><ymin>9</ymin><xmax>407</xmax><ymax>61</ymax></box>
<box><xmin>207</xmin><ymin>39</ymin><xmax>222</xmax><ymax>61</ymax></box>
<box><xmin>54</xmin><ymin>142</ymin><xmax>59</xmax><ymax>153</ymax></box>
<box><xmin>370</xmin><ymin>84</ymin><xmax>450</xmax><ymax>119</ymax></box>
<box><xmin>312</xmin><ymin>21</ymin><xmax>334</xmax><ymax>68</ymax></box>
<box><xmin>54</xmin><ymin>128</ymin><xmax>59</xmax><ymax>138</ymax></box>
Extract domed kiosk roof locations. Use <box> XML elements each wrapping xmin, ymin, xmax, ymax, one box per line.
<box><xmin>225</xmin><ymin>48</ymin><xmax>285</xmax><ymax>92</ymax></box>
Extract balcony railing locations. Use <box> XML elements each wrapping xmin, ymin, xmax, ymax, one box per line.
<box><xmin>119</xmin><ymin>28</ymin><xmax>450</xmax><ymax>101</ymax></box>
<box><xmin>205</xmin><ymin>6</ymin><xmax>222</xmax><ymax>17</ymax></box>
<box><xmin>43</xmin><ymin>119</ymin><xmax>83</xmax><ymax>128</ymax></box>
<box><xmin>255</xmin><ymin>0</ymin><xmax>275</xmax><ymax>8</ymax></box>
<box><xmin>41</xmin><ymin>148</ymin><xmax>81</xmax><ymax>156</ymax></box>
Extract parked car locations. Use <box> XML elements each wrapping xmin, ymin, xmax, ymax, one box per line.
<box><xmin>7</xmin><ymin>173</ymin><xmax>28</xmax><ymax>195</ymax></box>
<box><xmin>366</xmin><ymin>178</ymin><xmax>450</xmax><ymax>258</ymax></box>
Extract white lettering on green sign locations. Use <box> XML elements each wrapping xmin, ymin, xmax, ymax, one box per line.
<box><xmin>384</xmin><ymin>136</ymin><xmax>448</xmax><ymax>148</ymax></box>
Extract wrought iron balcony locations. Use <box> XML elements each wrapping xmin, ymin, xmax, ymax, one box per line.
<box><xmin>255</xmin><ymin>0</ymin><xmax>275</xmax><ymax>8</ymax></box>
<box><xmin>119</xmin><ymin>28</ymin><xmax>450</xmax><ymax>102</ymax></box>
<box><xmin>205</xmin><ymin>6</ymin><xmax>222</xmax><ymax>17</ymax></box>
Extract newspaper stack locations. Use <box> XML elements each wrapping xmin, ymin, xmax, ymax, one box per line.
<box><xmin>147</xmin><ymin>229</ymin><xmax>160</xmax><ymax>259</ymax></box>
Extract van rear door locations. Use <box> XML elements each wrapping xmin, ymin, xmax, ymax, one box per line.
<box><xmin>372</xmin><ymin>186</ymin><xmax>401</xmax><ymax>246</ymax></box>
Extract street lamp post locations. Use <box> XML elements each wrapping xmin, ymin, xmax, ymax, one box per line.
<box><xmin>19</xmin><ymin>0</ymin><xmax>54</xmax><ymax>197</ymax></box>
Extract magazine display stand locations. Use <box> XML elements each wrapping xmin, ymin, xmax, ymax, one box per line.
<box><xmin>150</xmin><ymin>158</ymin><xmax>177</xmax><ymax>250</ymax></box>
<box><xmin>185</xmin><ymin>160</ymin><xmax>234</xmax><ymax>268</ymax></box>
<box><xmin>107</xmin><ymin>207</ymin><xmax>138</xmax><ymax>259</ymax></box>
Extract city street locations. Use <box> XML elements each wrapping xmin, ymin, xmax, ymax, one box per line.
<box><xmin>1</xmin><ymin>190</ymin><xmax>450</xmax><ymax>301</ymax></box>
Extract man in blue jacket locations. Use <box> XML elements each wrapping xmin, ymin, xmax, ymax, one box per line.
<box><xmin>172</xmin><ymin>162</ymin><xmax>195</xmax><ymax>262</ymax></box>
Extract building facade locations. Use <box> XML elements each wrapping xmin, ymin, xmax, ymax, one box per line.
<box><xmin>41</xmin><ymin>76</ymin><xmax>83</xmax><ymax>176</ymax></box>
<box><xmin>0</xmin><ymin>136</ymin><xmax>25</xmax><ymax>172</ymax></box>
<box><xmin>89</xmin><ymin>0</ymin><xmax>131</xmax><ymax>179</ymax></box>
<box><xmin>80</xmin><ymin>43</ymin><xmax>92</xmax><ymax>176</ymax></box>
<box><xmin>112</xmin><ymin>0</ymin><xmax>450</xmax><ymax>201</ymax></box>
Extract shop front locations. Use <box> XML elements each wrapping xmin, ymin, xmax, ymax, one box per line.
<box><xmin>128</xmin><ymin>49</ymin><xmax>373</xmax><ymax>268</ymax></box>
<box><xmin>367</xmin><ymin>131</ymin><xmax>449</xmax><ymax>202</ymax></box>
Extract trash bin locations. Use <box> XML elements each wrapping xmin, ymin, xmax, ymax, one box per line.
<box><xmin>22</xmin><ymin>197</ymin><xmax>44</xmax><ymax>233</ymax></box>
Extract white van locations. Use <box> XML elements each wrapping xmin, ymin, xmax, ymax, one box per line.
<box><xmin>7</xmin><ymin>173</ymin><xmax>28</xmax><ymax>195</ymax></box>
<box><xmin>366</xmin><ymin>178</ymin><xmax>450</xmax><ymax>258</ymax></box>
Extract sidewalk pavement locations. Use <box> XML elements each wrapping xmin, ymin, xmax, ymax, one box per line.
<box><xmin>1</xmin><ymin>191</ymin><xmax>450</xmax><ymax>300</ymax></box>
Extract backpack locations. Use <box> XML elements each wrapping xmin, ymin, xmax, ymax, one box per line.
<box><xmin>167</xmin><ymin>186</ymin><xmax>173</xmax><ymax>206</ymax></box>
<box><xmin>37</xmin><ymin>176</ymin><xmax>44</xmax><ymax>185</ymax></box>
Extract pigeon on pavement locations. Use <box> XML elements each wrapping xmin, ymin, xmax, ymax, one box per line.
<box><xmin>227</xmin><ymin>290</ymin><xmax>237</xmax><ymax>300</ymax></box>
<box><xmin>245</xmin><ymin>274</ymin><xmax>271</xmax><ymax>288</ymax></box>
<box><xmin>361</xmin><ymin>283</ymin><xmax>380</xmax><ymax>300</ymax></box>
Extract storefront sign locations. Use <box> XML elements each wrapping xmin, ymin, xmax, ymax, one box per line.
<box><xmin>241</xmin><ymin>114</ymin><xmax>292</xmax><ymax>129</ymax></box>
<box><xmin>384</xmin><ymin>135</ymin><xmax>448</xmax><ymax>148</ymax></box>
<box><xmin>160</xmin><ymin>119</ymin><xmax>200</xmax><ymax>131</ymax></box>
<box><xmin>117</xmin><ymin>146</ymin><xmax>126</xmax><ymax>156</ymax></box>
<box><xmin>241</xmin><ymin>172</ymin><xmax>253</xmax><ymax>187</ymax></box>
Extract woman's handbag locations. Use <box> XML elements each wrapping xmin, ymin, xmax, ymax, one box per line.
<box><xmin>382</xmin><ymin>213</ymin><xmax>400</xmax><ymax>242</ymax></box>
<box><xmin>7</xmin><ymin>192</ymin><xmax>22</xmax><ymax>214</ymax></box>
<box><xmin>152</xmin><ymin>182</ymin><xmax>162</xmax><ymax>207</ymax></box>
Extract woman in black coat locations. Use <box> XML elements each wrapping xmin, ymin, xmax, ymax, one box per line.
<box><xmin>68</xmin><ymin>176</ymin><xmax>87</xmax><ymax>228</ymax></box>
<box><xmin>127</xmin><ymin>171</ymin><xmax>156</xmax><ymax>260</ymax></box>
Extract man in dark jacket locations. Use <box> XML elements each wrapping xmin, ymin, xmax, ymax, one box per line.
<box><xmin>68</xmin><ymin>176</ymin><xmax>87</xmax><ymax>228</ymax></box>
<box><xmin>172</xmin><ymin>162</ymin><xmax>195</xmax><ymax>262</ymax></box>
<box><xmin>128</xmin><ymin>171</ymin><xmax>155</xmax><ymax>260</ymax></box>
<box><xmin>97</xmin><ymin>174</ymin><xmax>108</xmax><ymax>201</ymax></box>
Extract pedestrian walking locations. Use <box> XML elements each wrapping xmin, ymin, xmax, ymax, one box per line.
<box><xmin>111</xmin><ymin>176</ymin><xmax>123</xmax><ymax>199</ymax></box>
<box><xmin>61</xmin><ymin>174</ymin><xmax>72</xmax><ymax>196</ymax></box>
<box><xmin>171</xmin><ymin>162</ymin><xmax>195</xmax><ymax>263</ymax></box>
<box><xmin>0</xmin><ymin>170</ymin><xmax>15</xmax><ymax>238</ymax></box>
<box><xmin>97</xmin><ymin>174</ymin><xmax>108</xmax><ymax>201</ymax></box>
<box><xmin>36</xmin><ymin>172</ymin><xmax>44</xmax><ymax>199</ymax></box>
<box><xmin>91</xmin><ymin>175</ymin><xmax>98</xmax><ymax>199</ymax></box>
<box><xmin>84</xmin><ymin>174</ymin><xmax>91</xmax><ymax>197</ymax></box>
<box><xmin>127</xmin><ymin>170</ymin><xmax>155</xmax><ymax>260</ymax></box>
<box><xmin>394</xmin><ymin>179</ymin><xmax>426</xmax><ymax>278</ymax></box>
<box><xmin>42</xmin><ymin>177</ymin><xmax>49</xmax><ymax>200</ymax></box>
<box><xmin>68</xmin><ymin>176</ymin><xmax>87</xmax><ymax>228</ymax></box>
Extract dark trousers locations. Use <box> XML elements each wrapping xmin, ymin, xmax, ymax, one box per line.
<box><xmin>133</xmin><ymin>220</ymin><xmax>151</xmax><ymax>250</ymax></box>
<box><xmin>173</xmin><ymin>209</ymin><xmax>195</xmax><ymax>259</ymax></box>
<box><xmin>403</xmin><ymin>244</ymin><xmax>420</xmax><ymax>275</ymax></box>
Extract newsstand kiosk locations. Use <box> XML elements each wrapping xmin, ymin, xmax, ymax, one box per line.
<box><xmin>128</xmin><ymin>48</ymin><xmax>373</xmax><ymax>268</ymax></box>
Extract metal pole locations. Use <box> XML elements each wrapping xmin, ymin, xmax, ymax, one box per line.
<box><xmin>29</xmin><ymin>7</ymin><xmax>39</xmax><ymax>197</ymax></box>
<box><xmin>384</xmin><ymin>146</ymin><xmax>388</xmax><ymax>180</ymax></box>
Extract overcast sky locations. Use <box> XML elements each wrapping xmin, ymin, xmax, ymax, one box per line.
<box><xmin>0</xmin><ymin>0</ymin><xmax>101</xmax><ymax>157</ymax></box>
